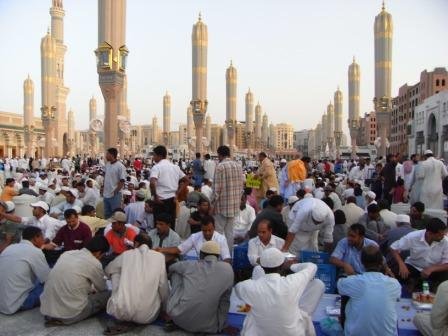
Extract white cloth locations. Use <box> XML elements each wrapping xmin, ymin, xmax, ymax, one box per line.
<box><xmin>247</xmin><ymin>235</ymin><xmax>285</xmax><ymax>266</ymax></box>
<box><xmin>233</xmin><ymin>204</ymin><xmax>256</xmax><ymax>236</ymax></box>
<box><xmin>124</xmin><ymin>201</ymin><xmax>145</xmax><ymax>226</ymax></box>
<box><xmin>288</xmin><ymin>198</ymin><xmax>335</xmax><ymax>254</ymax></box>
<box><xmin>420</xmin><ymin>157</ymin><xmax>448</xmax><ymax>210</ymax></box>
<box><xmin>21</xmin><ymin>214</ymin><xmax>64</xmax><ymax>240</ymax></box>
<box><xmin>328</xmin><ymin>192</ymin><xmax>342</xmax><ymax>211</ymax></box>
<box><xmin>390</xmin><ymin>230</ymin><xmax>448</xmax><ymax>271</ymax></box>
<box><xmin>235</xmin><ymin>262</ymin><xmax>320</xmax><ymax>336</ymax></box>
<box><xmin>341</xmin><ymin>203</ymin><xmax>364</xmax><ymax>226</ymax></box>
<box><xmin>379</xmin><ymin>209</ymin><xmax>398</xmax><ymax>229</ymax></box>
<box><xmin>105</xmin><ymin>245</ymin><xmax>169</xmax><ymax>324</ymax></box>
<box><xmin>80</xmin><ymin>187</ymin><xmax>98</xmax><ymax>207</ymax></box>
<box><xmin>348</xmin><ymin>166</ymin><xmax>365</xmax><ymax>182</ymax></box>
<box><xmin>203</xmin><ymin>159</ymin><xmax>216</xmax><ymax>180</ymax></box>
<box><xmin>200</xmin><ymin>184</ymin><xmax>213</xmax><ymax>201</ymax></box>
<box><xmin>150</xmin><ymin>159</ymin><xmax>185</xmax><ymax>200</ymax></box>
<box><xmin>178</xmin><ymin>231</ymin><xmax>231</xmax><ymax>260</ymax></box>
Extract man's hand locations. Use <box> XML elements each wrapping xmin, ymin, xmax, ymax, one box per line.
<box><xmin>153</xmin><ymin>195</ymin><xmax>163</xmax><ymax>205</ymax></box>
<box><xmin>41</xmin><ymin>242</ymin><xmax>56</xmax><ymax>250</ymax></box>
<box><xmin>398</xmin><ymin>263</ymin><xmax>410</xmax><ymax>279</ymax></box>
<box><xmin>343</xmin><ymin>264</ymin><xmax>356</xmax><ymax>276</ymax></box>
<box><xmin>421</xmin><ymin>266</ymin><xmax>433</xmax><ymax>279</ymax></box>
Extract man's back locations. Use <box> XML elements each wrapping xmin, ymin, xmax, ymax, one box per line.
<box><xmin>213</xmin><ymin>159</ymin><xmax>243</xmax><ymax>217</ymax></box>
<box><xmin>167</xmin><ymin>256</ymin><xmax>233</xmax><ymax>333</ymax></box>
<box><xmin>338</xmin><ymin>272</ymin><xmax>401</xmax><ymax>336</ymax></box>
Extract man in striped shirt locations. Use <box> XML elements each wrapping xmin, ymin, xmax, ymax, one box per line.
<box><xmin>212</xmin><ymin>146</ymin><xmax>244</xmax><ymax>255</ymax></box>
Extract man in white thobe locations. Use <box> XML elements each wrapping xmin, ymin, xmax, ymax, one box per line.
<box><xmin>420</xmin><ymin>150</ymin><xmax>448</xmax><ymax>210</ymax></box>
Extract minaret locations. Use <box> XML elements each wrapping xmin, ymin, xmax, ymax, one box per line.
<box><xmin>225</xmin><ymin>61</ymin><xmax>237</xmax><ymax>153</ymax></box>
<box><xmin>23</xmin><ymin>75</ymin><xmax>35</xmax><ymax>158</ymax></box>
<box><xmin>205</xmin><ymin>115</ymin><xmax>211</xmax><ymax>151</ymax></box>
<box><xmin>152</xmin><ymin>116</ymin><xmax>159</xmax><ymax>144</ymax></box>
<box><xmin>187</xmin><ymin>106</ymin><xmax>194</xmax><ymax>144</ymax></box>
<box><xmin>334</xmin><ymin>87</ymin><xmax>343</xmax><ymax>158</ymax></box>
<box><xmin>326</xmin><ymin>102</ymin><xmax>335</xmax><ymax>157</ymax></box>
<box><xmin>96</xmin><ymin>0</ymin><xmax>128</xmax><ymax>151</ymax></box>
<box><xmin>163</xmin><ymin>91</ymin><xmax>171</xmax><ymax>146</ymax></box>
<box><xmin>67</xmin><ymin>109</ymin><xmax>75</xmax><ymax>156</ymax></box>
<box><xmin>191</xmin><ymin>13</ymin><xmax>208</xmax><ymax>154</ymax></box>
<box><xmin>315</xmin><ymin>123</ymin><xmax>322</xmax><ymax>158</ymax></box>
<box><xmin>222</xmin><ymin>124</ymin><xmax>228</xmax><ymax>146</ymax></box>
<box><xmin>40</xmin><ymin>30</ymin><xmax>57</xmax><ymax>158</ymax></box>
<box><xmin>50</xmin><ymin>0</ymin><xmax>69</xmax><ymax>156</ymax></box>
<box><xmin>88</xmin><ymin>96</ymin><xmax>98</xmax><ymax>156</ymax></box>
<box><xmin>245</xmin><ymin>88</ymin><xmax>254</xmax><ymax>149</ymax></box>
<box><xmin>255</xmin><ymin>102</ymin><xmax>262</xmax><ymax>148</ymax></box>
<box><xmin>374</xmin><ymin>1</ymin><xmax>393</xmax><ymax>157</ymax></box>
<box><xmin>321</xmin><ymin>112</ymin><xmax>327</xmax><ymax>155</ymax></box>
<box><xmin>89</xmin><ymin>96</ymin><xmax>97</xmax><ymax>121</ymax></box>
<box><xmin>269</xmin><ymin>123</ymin><xmax>276</xmax><ymax>149</ymax></box>
<box><xmin>348</xmin><ymin>57</ymin><xmax>360</xmax><ymax>158</ymax></box>
<box><xmin>262</xmin><ymin>112</ymin><xmax>269</xmax><ymax>148</ymax></box>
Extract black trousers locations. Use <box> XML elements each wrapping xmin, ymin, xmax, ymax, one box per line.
<box><xmin>153</xmin><ymin>197</ymin><xmax>176</xmax><ymax>229</ymax></box>
<box><xmin>393</xmin><ymin>263</ymin><xmax>448</xmax><ymax>292</ymax></box>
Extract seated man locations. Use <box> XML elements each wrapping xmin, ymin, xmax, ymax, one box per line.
<box><xmin>165</xmin><ymin>241</ymin><xmax>234</xmax><ymax>334</ymax></box>
<box><xmin>187</xmin><ymin>197</ymin><xmax>210</xmax><ymax>234</ymax></box>
<box><xmin>104</xmin><ymin>233</ymin><xmax>169</xmax><ymax>334</ymax></box>
<box><xmin>248</xmin><ymin>195</ymin><xmax>288</xmax><ymax>240</ymax></box>
<box><xmin>0</xmin><ymin>227</ymin><xmax>50</xmax><ymax>314</ymax></box>
<box><xmin>157</xmin><ymin>215</ymin><xmax>231</xmax><ymax>262</ymax></box>
<box><xmin>135</xmin><ymin>199</ymin><xmax>154</xmax><ymax>231</ymax></box>
<box><xmin>50</xmin><ymin>188</ymin><xmax>83</xmax><ymax>220</ymax></box>
<box><xmin>358</xmin><ymin>203</ymin><xmax>389</xmax><ymax>242</ymax></box>
<box><xmin>410</xmin><ymin>201</ymin><xmax>432</xmax><ymax>230</ymax></box>
<box><xmin>124</xmin><ymin>189</ymin><xmax>146</xmax><ymax>226</ymax></box>
<box><xmin>390</xmin><ymin>217</ymin><xmax>448</xmax><ymax>292</ymax></box>
<box><xmin>42</xmin><ymin>208</ymin><xmax>92</xmax><ymax>252</ymax></box>
<box><xmin>330</xmin><ymin>224</ymin><xmax>380</xmax><ymax>275</ymax></box>
<box><xmin>380</xmin><ymin>214</ymin><xmax>415</xmax><ymax>252</ymax></box>
<box><xmin>148</xmin><ymin>213</ymin><xmax>181</xmax><ymax>264</ymax></box>
<box><xmin>40</xmin><ymin>236</ymin><xmax>110</xmax><ymax>326</ymax></box>
<box><xmin>104</xmin><ymin>211</ymin><xmax>138</xmax><ymax>255</ymax></box>
<box><xmin>234</xmin><ymin>193</ymin><xmax>256</xmax><ymax>241</ymax></box>
<box><xmin>79</xmin><ymin>205</ymin><xmax>108</xmax><ymax>235</ymax></box>
<box><xmin>378</xmin><ymin>199</ymin><xmax>398</xmax><ymax>229</ymax></box>
<box><xmin>413</xmin><ymin>280</ymin><xmax>448</xmax><ymax>336</ymax></box>
<box><xmin>248</xmin><ymin>219</ymin><xmax>284</xmax><ymax>267</ymax></box>
<box><xmin>337</xmin><ymin>246</ymin><xmax>401</xmax><ymax>336</ymax></box>
<box><xmin>235</xmin><ymin>248</ymin><xmax>324</xmax><ymax>335</ymax></box>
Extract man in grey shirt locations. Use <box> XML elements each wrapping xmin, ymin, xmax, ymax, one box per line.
<box><xmin>40</xmin><ymin>236</ymin><xmax>110</xmax><ymax>326</ymax></box>
<box><xmin>0</xmin><ymin>226</ymin><xmax>50</xmax><ymax>314</ymax></box>
<box><xmin>165</xmin><ymin>241</ymin><xmax>234</xmax><ymax>334</ymax></box>
<box><xmin>103</xmin><ymin>148</ymin><xmax>127</xmax><ymax>219</ymax></box>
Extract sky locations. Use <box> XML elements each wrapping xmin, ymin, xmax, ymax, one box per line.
<box><xmin>0</xmin><ymin>0</ymin><xmax>447</xmax><ymax>138</ymax></box>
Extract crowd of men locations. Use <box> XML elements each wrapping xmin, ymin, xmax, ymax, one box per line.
<box><xmin>0</xmin><ymin>146</ymin><xmax>447</xmax><ymax>336</ymax></box>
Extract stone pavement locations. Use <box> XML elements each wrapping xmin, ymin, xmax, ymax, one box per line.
<box><xmin>0</xmin><ymin>308</ymin><xmax>205</xmax><ymax>336</ymax></box>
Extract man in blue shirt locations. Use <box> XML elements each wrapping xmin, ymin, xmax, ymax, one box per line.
<box><xmin>191</xmin><ymin>152</ymin><xmax>204</xmax><ymax>188</ymax></box>
<box><xmin>338</xmin><ymin>245</ymin><xmax>401</xmax><ymax>336</ymax></box>
<box><xmin>330</xmin><ymin>224</ymin><xmax>378</xmax><ymax>275</ymax></box>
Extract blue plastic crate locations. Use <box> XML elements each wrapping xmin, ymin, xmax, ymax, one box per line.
<box><xmin>300</xmin><ymin>250</ymin><xmax>330</xmax><ymax>264</ymax></box>
<box><xmin>315</xmin><ymin>263</ymin><xmax>337</xmax><ymax>294</ymax></box>
<box><xmin>233</xmin><ymin>241</ymin><xmax>251</xmax><ymax>270</ymax></box>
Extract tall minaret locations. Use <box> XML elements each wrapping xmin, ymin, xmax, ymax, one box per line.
<box><xmin>89</xmin><ymin>96</ymin><xmax>97</xmax><ymax>121</ymax></box>
<box><xmin>205</xmin><ymin>115</ymin><xmax>211</xmax><ymax>151</ymax></box>
<box><xmin>152</xmin><ymin>116</ymin><xmax>159</xmax><ymax>144</ymax></box>
<box><xmin>348</xmin><ymin>57</ymin><xmax>360</xmax><ymax>158</ymax></box>
<box><xmin>262</xmin><ymin>112</ymin><xmax>269</xmax><ymax>148</ymax></box>
<box><xmin>321</xmin><ymin>112</ymin><xmax>327</xmax><ymax>154</ymax></box>
<box><xmin>255</xmin><ymin>102</ymin><xmax>262</xmax><ymax>148</ymax></box>
<box><xmin>163</xmin><ymin>91</ymin><xmax>171</xmax><ymax>146</ymax></box>
<box><xmin>187</xmin><ymin>106</ymin><xmax>194</xmax><ymax>144</ymax></box>
<box><xmin>50</xmin><ymin>0</ymin><xmax>69</xmax><ymax>156</ymax></box>
<box><xmin>374</xmin><ymin>1</ymin><xmax>393</xmax><ymax>157</ymax></box>
<box><xmin>191</xmin><ymin>13</ymin><xmax>208</xmax><ymax>154</ymax></box>
<box><xmin>96</xmin><ymin>0</ymin><xmax>128</xmax><ymax>151</ymax></box>
<box><xmin>245</xmin><ymin>88</ymin><xmax>254</xmax><ymax>149</ymax></box>
<box><xmin>326</xmin><ymin>102</ymin><xmax>335</xmax><ymax>157</ymax></box>
<box><xmin>67</xmin><ymin>109</ymin><xmax>75</xmax><ymax>156</ymax></box>
<box><xmin>225</xmin><ymin>61</ymin><xmax>237</xmax><ymax>153</ymax></box>
<box><xmin>334</xmin><ymin>87</ymin><xmax>343</xmax><ymax>158</ymax></box>
<box><xmin>268</xmin><ymin>123</ymin><xmax>276</xmax><ymax>149</ymax></box>
<box><xmin>40</xmin><ymin>30</ymin><xmax>57</xmax><ymax>158</ymax></box>
<box><xmin>23</xmin><ymin>75</ymin><xmax>35</xmax><ymax>158</ymax></box>
<box><xmin>315</xmin><ymin>123</ymin><xmax>322</xmax><ymax>158</ymax></box>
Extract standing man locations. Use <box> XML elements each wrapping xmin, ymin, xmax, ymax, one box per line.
<box><xmin>150</xmin><ymin>145</ymin><xmax>188</xmax><ymax>229</ymax></box>
<box><xmin>381</xmin><ymin>154</ymin><xmax>397</xmax><ymax>204</ymax></box>
<box><xmin>103</xmin><ymin>148</ymin><xmax>127</xmax><ymax>219</ymax></box>
<box><xmin>191</xmin><ymin>152</ymin><xmax>204</xmax><ymax>188</ymax></box>
<box><xmin>212</xmin><ymin>145</ymin><xmax>244</xmax><ymax>255</ymax></box>
<box><xmin>203</xmin><ymin>153</ymin><xmax>216</xmax><ymax>181</ymax></box>
<box><xmin>420</xmin><ymin>149</ymin><xmax>448</xmax><ymax>210</ymax></box>
<box><xmin>255</xmin><ymin>152</ymin><xmax>279</xmax><ymax>203</ymax></box>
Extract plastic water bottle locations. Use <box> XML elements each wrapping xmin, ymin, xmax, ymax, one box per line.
<box><xmin>422</xmin><ymin>281</ymin><xmax>430</xmax><ymax>294</ymax></box>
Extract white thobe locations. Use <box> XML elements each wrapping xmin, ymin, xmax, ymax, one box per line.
<box><xmin>420</xmin><ymin>157</ymin><xmax>448</xmax><ymax>210</ymax></box>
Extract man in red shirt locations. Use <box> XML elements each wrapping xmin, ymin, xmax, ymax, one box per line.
<box><xmin>105</xmin><ymin>211</ymin><xmax>137</xmax><ymax>255</ymax></box>
<box><xmin>42</xmin><ymin>209</ymin><xmax>92</xmax><ymax>252</ymax></box>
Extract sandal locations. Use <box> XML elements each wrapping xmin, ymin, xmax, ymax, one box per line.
<box><xmin>44</xmin><ymin>319</ymin><xmax>65</xmax><ymax>327</ymax></box>
<box><xmin>103</xmin><ymin>323</ymin><xmax>134</xmax><ymax>335</ymax></box>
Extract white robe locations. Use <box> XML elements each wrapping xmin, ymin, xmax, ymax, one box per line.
<box><xmin>420</xmin><ymin>157</ymin><xmax>448</xmax><ymax>210</ymax></box>
<box><xmin>105</xmin><ymin>245</ymin><xmax>169</xmax><ymax>324</ymax></box>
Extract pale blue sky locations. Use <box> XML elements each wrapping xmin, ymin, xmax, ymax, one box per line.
<box><xmin>0</xmin><ymin>0</ymin><xmax>447</xmax><ymax>136</ymax></box>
